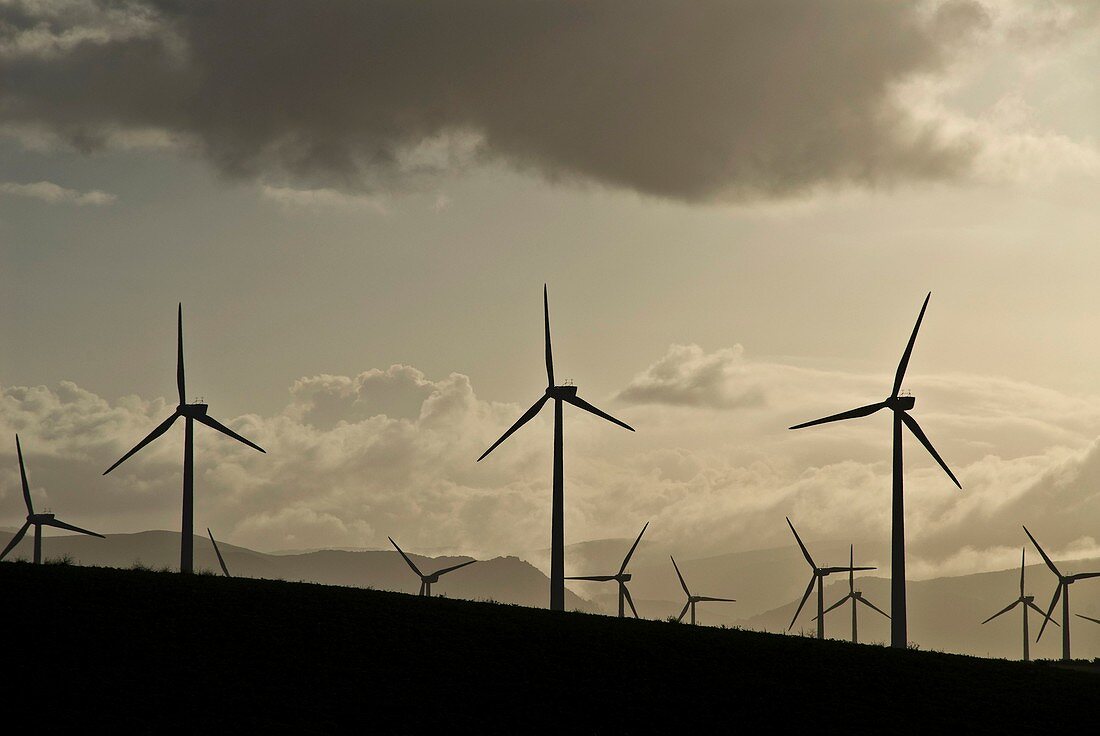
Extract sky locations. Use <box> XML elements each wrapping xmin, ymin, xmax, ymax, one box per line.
<box><xmin>2</xmin><ymin>0</ymin><xmax>1100</xmax><ymax>582</ymax></box>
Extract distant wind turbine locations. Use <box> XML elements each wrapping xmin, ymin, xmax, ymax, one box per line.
<box><xmin>670</xmin><ymin>555</ymin><xmax>734</xmax><ymax>625</ymax></box>
<box><xmin>981</xmin><ymin>547</ymin><xmax>1055</xmax><ymax>662</ymax></box>
<box><xmin>389</xmin><ymin>537</ymin><xmax>477</xmax><ymax>597</ymax></box>
<box><xmin>207</xmin><ymin>528</ymin><xmax>231</xmax><ymax>577</ymax></box>
<box><xmin>816</xmin><ymin>545</ymin><xmax>888</xmax><ymax>644</ymax></box>
<box><xmin>1025</xmin><ymin>526</ymin><xmax>1100</xmax><ymax>661</ymax></box>
<box><xmin>477</xmin><ymin>286</ymin><xmax>635</xmax><ymax>611</ymax></box>
<box><xmin>788</xmin><ymin>293</ymin><xmax>961</xmax><ymax>649</ymax></box>
<box><xmin>786</xmin><ymin>519</ymin><xmax>874</xmax><ymax>639</ymax></box>
<box><xmin>1</xmin><ymin>435</ymin><xmax>104</xmax><ymax>563</ymax></box>
<box><xmin>103</xmin><ymin>304</ymin><xmax>265</xmax><ymax>574</ymax></box>
<box><xmin>566</xmin><ymin>522</ymin><xmax>649</xmax><ymax>618</ymax></box>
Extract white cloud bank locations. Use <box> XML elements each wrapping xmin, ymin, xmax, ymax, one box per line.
<box><xmin>0</xmin><ymin>180</ymin><xmax>115</xmax><ymax>205</ymax></box>
<box><xmin>3</xmin><ymin>346</ymin><xmax>1100</xmax><ymax>582</ymax></box>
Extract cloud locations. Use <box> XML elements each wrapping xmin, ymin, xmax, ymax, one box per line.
<box><xmin>617</xmin><ymin>344</ymin><xmax>766</xmax><ymax>409</ymax></box>
<box><xmin>260</xmin><ymin>184</ymin><xmax>386</xmax><ymax>212</ymax></box>
<box><xmin>0</xmin><ymin>179</ymin><xmax>116</xmax><ymax>205</ymax></box>
<box><xmin>0</xmin><ymin>0</ymin><xmax>998</xmax><ymax>201</ymax></box>
<box><xmin>3</xmin><ymin>345</ymin><xmax>1100</xmax><ymax>580</ymax></box>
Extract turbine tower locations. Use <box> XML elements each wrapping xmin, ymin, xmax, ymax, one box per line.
<box><xmin>566</xmin><ymin>522</ymin><xmax>649</xmax><ymax>618</ymax></box>
<box><xmin>788</xmin><ymin>293</ymin><xmax>961</xmax><ymax>648</ymax></box>
<box><xmin>389</xmin><ymin>537</ymin><xmax>477</xmax><ymax>597</ymax></box>
<box><xmin>207</xmin><ymin>528</ymin><xmax>231</xmax><ymax>577</ymax></box>
<box><xmin>981</xmin><ymin>547</ymin><xmax>1055</xmax><ymax>662</ymax></box>
<box><xmin>670</xmin><ymin>555</ymin><xmax>734</xmax><ymax>625</ymax></box>
<box><xmin>1025</xmin><ymin>526</ymin><xmax>1100</xmax><ymax>661</ymax></box>
<box><xmin>786</xmin><ymin>519</ymin><xmax>874</xmax><ymax>639</ymax></box>
<box><xmin>0</xmin><ymin>435</ymin><xmax>104</xmax><ymax>563</ymax></box>
<box><xmin>477</xmin><ymin>286</ymin><xmax>634</xmax><ymax>611</ymax></box>
<box><xmin>817</xmin><ymin>545</ymin><xmax>888</xmax><ymax>644</ymax></box>
<box><xmin>103</xmin><ymin>304</ymin><xmax>266</xmax><ymax>574</ymax></box>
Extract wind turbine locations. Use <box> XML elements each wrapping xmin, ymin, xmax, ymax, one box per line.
<box><xmin>0</xmin><ymin>435</ymin><xmax>104</xmax><ymax>563</ymax></box>
<box><xmin>980</xmin><ymin>547</ymin><xmax>1055</xmax><ymax>662</ymax></box>
<box><xmin>389</xmin><ymin>537</ymin><xmax>477</xmax><ymax>597</ymax></box>
<box><xmin>817</xmin><ymin>545</ymin><xmax>888</xmax><ymax>644</ymax></box>
<box><xmin>786</xmin><ymin>519</ymin><xmax>874</xmax><ymax>639</ymax></box>
<box><xmin>207</xmin><ymin>528</ymin><xmax>231</xmax><ymax>577</ymax></box>
<box><xmin>566</xmin><ymin>522</ymin><xmax>649</xmax><ymax>618</ymax></box>
<box><xmin>477</xmin><ymin>286</ymin><xmax>634</xmax><ymax>611</ymax></box>
<box><xmin>670</xmin><ymin>556</ymin><xmax>734</xmax><ymax>625</ymax></box>
<box><xmin>1025</xmin><ymin>526</ymin><xmax>1100</xmax><ymax>661</ymax></box>
<box><xmin>788</xmin><ymin>293</ymin><xmax>961</xmax><ymax>648</ymax></box>
<box><xmin>103</xmin><ymin>304</ymin><xmax>266</xmax><ymax>574</ymax></box>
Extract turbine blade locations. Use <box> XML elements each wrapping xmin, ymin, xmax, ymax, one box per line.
<box><xmin>848</xmin><ymin>545</ymin><xmax>854</xmax><ymax>592</ymax></box>
<box><xmin>1022</xmin><ymin>526</ymin><xmax>1062</xmax><ymax>578</ymax></box>
<box><xmin>476</xmin><ymin>395</ymin><xmax>549</xmax><ymax>462</ymax></box>
<box><xmin>562</xmin><ymin>394</ymin><xmax>634</xmax><ymax>432</ymax></box>
<box><xmin>697</xmin><ymin>597</ymin><xmax>735</xmax><ymax>603</ymax></box>
<box><xmin>433</xmin><ymin>559</ymin><xmax>477</xmax><ymax>577</ymax></box>
<box><xmin>1069</xmin><ymin>571</ymin><xmax>1100</xmax><ymax>582</ymax></box>
<box><xmin>1020</xmin><ymin>547</ymin><xmax>1026</xmax><ymax>597</ymax></box>
<box><xmin>821</xmin><ymin>596</ymin><xmax>850</xmax><ymax>616</ymax></box>
<box><xmin>565</xmin><ymin>575</ymin><xmax>617</xmax><ymax>582</ymax></box>
<box><xmin>418</xmin><ymin>581</ymin><xmax>426</xmax><ymax>596</ymax></box>
<box><xmin>857</xmin><ymin>596</ymin><xmax>891</xmax><ymax>619</ymax></box>
<box><xmin>177</xmin><ymin>303</ymin><xmax>186</xmax><ymax>405</ymax></box>
<box><xmin>543</xmin><ymin>285</ymin><xmax>554</xmax><ymax>388</ymax></box>
<box><xmin>618</xmin><ymin>521</ymin><xmax>649</xmax><ymax>575</ymax></box>
<box><xmin>786</xmin><ymin>517</ymin><xmax>815</xmax><ymax>569</ymax></box>
<box><xmin>676</xmin><ymin>601</ymin><xmax>690</xmax><ymax>623</ymax></box>
<box><xmin>103</xmin><ymin>413</ymin><xmax>179</xmax><ymax>475</ymax></box>
<box><xmin>670</xmin><ymin>556</ymin><xmax>691</xmax><ymax>597</ymax></box>
<box><xmin>900</xmin><ymin>413</ymin><xmax>961</xmax><ymax>489</ymax></box>
<box><xmin>1037</xmin><ymin>584</ymin><xmax>1062</xmax><ymax>641</ymax></box>
<box><xmin>623</xmin><ymin>585</ymin><xmax>640</xmax><ymax>618</ymax></box>
<box><xmin>823</xmin><ymin>566</ymin><xmax>874</xmax><ymax>574</ymax></box>
<box><xmin>388</xmin><ymin>537</ymin><xmax>423</xmax><ymax>577</ymax></box>
<box><xmin>892</xmin><ymin>292</ymin><xmax>931</xmax><ymax>398</ymax></box>
<box><xmin>41</xmin><ymin>518</ymin><xmax>104</xmax><ymax>538</ymax></box>
<box><xmin>788</xmin><ymin>401</ymin><xmax>888</xmax><ymax>431</ymax></box>
<box><xmin>788</xmin><ymin>575</ymin><xmax>816</xmax><ymax>631</ymax></box>
<box><xmin>0</xmin><ymin>522</ymin><xmax>31</xmax><ymax>560</ymax></box>
<box><xmin>981</xmin><ymin>600</ymin><xmax>1019</xmax><ymax>625</ymax></box>
<box><xmin>1075</xmin><ymin>614</ymin><xmax>1100</xmax><ymax>625</ymax></box>
<box><xmin>194</xmin><ymin>414</ymin><xmax>265</xmax><ymax>454</ymax></box>
<box><xmin>207</xmin><ymin>528</ymin><xmax>231</xmax><ymax>577</ymax></box>
<box><xmin>15</xmin><ymin>435</ymin><xmax>33</xmax><ymax>515</ymax></box>
<box><xmin>1026</xmin><ymin>601</ymin><xmax>1058</xmax><ymax>626</ymax></box>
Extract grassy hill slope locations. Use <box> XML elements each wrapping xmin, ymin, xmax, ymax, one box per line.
<box><xmin>2</xmin><ymin>561</ymin><xmax>1097</xmax><ymax>732</ymax></box>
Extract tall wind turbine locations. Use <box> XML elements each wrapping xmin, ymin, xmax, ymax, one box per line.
<box><xmin>0</xmin><ymin>435</ymin><xmax>104</xmax><ymax>563</ymax></box>
<box><xmin>566</xmin><ymin>522</ymin><xmax>649</xmax><ymax>618</ymax></box>
<box><xmin>817</xmin><ymin>545</ymin><xmax>888</xmax><ymax>644</ymax></box>
<box><xmin>786</xmin><ymin>519</ymin><xmax>874</xmax><ymax>639</ymax></box>
<box><xmin>207</xmin><ymin>528</ymin><xmax>231</xmax><ymax>577</ymax></box>
<box><xmin>103</xmin><ymin>304</ymin><xmax>266</xmax><ymax>574</ymax></box>
<box><xmin>1025</xmin><ymin>526</ymin><xmax>1100</xmax><ymax>661</ymax></box>
<box><xmin>670</xmin><ymin>556</ymin><xmax>735</xmax><ymax>625</ymax></box>
<box><xmin>477</xmin><ymin>286</ymin><xmax>635</xmax><ymax>611</ymax></box>
<box><xmin>389</xmin><ymin>537</ymin><xmax>477</xmax><ymax>597</ymax></box>
<box><xmin>788</xmin><ymin>293</ymin><xmax>961</xmax><ymax>648</ymax></box>
<box><xmin>981</xmin><ymin>547</ymin><xmax>1055</xmax><ymax>662</ymax></box>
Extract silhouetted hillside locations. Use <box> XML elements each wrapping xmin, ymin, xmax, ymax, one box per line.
<box><xmin>0</xmin><ymin>529</ymin><xmax>595</xmax><ymax>611</ymax></box>
<box><xmin>1</xmin><ymin>562</ymin><xmax>1097</xmax><ymax>731</ymax></box>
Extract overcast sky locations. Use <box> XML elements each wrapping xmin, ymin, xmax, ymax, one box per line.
<box><xmin>1</xmin><ymin>0</ymin><xmax>1099</xmax><ymax>579</ymax></box>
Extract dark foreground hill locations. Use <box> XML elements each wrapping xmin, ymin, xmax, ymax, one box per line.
<box><xmin>2</xmin><ymin>562</ymin><xmax>1097</xmax><ymax>732</ymax></box>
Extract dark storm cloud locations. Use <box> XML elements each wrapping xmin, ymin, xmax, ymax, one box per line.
<box><xmin>0</xmin><ymin>0</ymin><xmax>989</xmax><ymax>200</ymax></box>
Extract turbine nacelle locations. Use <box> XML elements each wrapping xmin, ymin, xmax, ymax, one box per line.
<box><xmin>546</xmin><ymin>385</ymin><xmax>579</xmax><ymax>399</ymax></box>
<box><xmin>178</xmin><ymin>402</ymin><xmax>210</xmax><ymax>418</ymax></box>
<box><xmin>28</xmin><ymin>513</ymin><xmax>56</xmax><ymax>523</ymax></box>
<box><xmin>888</xmin><ymin>395</ymin><xmax>915</xmax><ymax>411</ymax></box>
